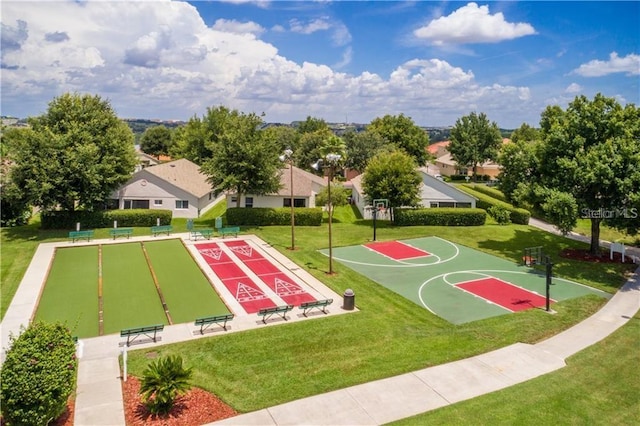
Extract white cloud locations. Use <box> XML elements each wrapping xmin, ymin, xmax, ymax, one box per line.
<box><xmin>212</xmin><ymin>19</ymin><xmax>265</xmax><ymax>37</ymax></box>
<box><xmin>289</xmin><ymin>17</ymin><xmax>351</xmax><ymax>46</ymax></box>
<box><xmin>0</xmin><ymin>0</ymin><xmax>535</xmax><ymax>127</ymax></box>
<box><xmin>572</xmin><ymin>52</ymin><xmax>640</xmax><ymax>77</ymax></box>
<box><xmin>333</xmin><ymin>46</ymin><xmax>352</xmax><ymax>69</ymax></box>
<box><xmin>565</xmin><ymin>83</ymin><xmax>582</xmax><ymax>94</ymax></box>
<box><xmin>414</xmin><ymin>2</ymin><xmax>536</xmax><ymax>45</ymax></box>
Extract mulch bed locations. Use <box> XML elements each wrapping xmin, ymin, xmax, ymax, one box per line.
<box><xmin>560</xmin><ymin>248</ymin><xmax>636</xmax><ymax>264</ymax></box>
<box><xmin>121</xmin><ymin>375</ymin><xmax>238</xmax><ymax>426</ymax></box>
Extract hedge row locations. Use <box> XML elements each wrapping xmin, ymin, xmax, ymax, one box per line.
<box><xmin>226</xmin><ymin>207</ymin><xmax>323</xmax><ymax>226</ymax></box>
<box><xmin>458</xmin><ymin>186</ymin><xmax>530</xmax><ymax>225</ymax></box>
<box><xmin>394</xmin><ymin>208</ymin><xmax>487</xmax><ymax>226</ymax></box>
<box><xmin>41</xmin><ymin>209</ymin><xmax>173</xmax><ymax>229</ymax></box>
<box><xmin>461</xmin><ymin>184</ymin><xmax>508</xmax><ymax>203</ymax></box>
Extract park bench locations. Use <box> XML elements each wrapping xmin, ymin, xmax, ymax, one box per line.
<box><xmin>151</xmin><ymin>225</ymin><xmax>173</xmax><ymax>236</ymax></box>
<box><xmin>194</xmin><ymin>313</ymin><xmax>235</xmax><ymax>334</ymax></box>
<box><xmin>190</xmin><ymin>228</ymin><xmax>214</xmax><ymax>240</ymax></box>
<box><xmin>68</xmin><ymin>230</ymin><xmax>94</xmax><ymax>242</ymax></box>
<box><xmin>120</xmin><ymin>324</ymin><xmax>164</xmax><ymax>347</ymax></box>
<box><xmin>109</xmin><ymin>227</ymin><xmax>133</xmax><ymax>240</ymax></box>
<box><xmin>257</xmin><ymin>305</ymin><xmax>294</xmax><ymax>324</ymax></box>
<box><xmin>218</xmin><ymin>226</ymin><xmax>240</xmax><ymax>238</ymax></box>
<box><xmin>299</xmin><ymin>299</ymin><xmax>333</xmax><ymax>317</ymax></box>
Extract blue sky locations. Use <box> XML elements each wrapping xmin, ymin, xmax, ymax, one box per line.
<box><xmin>1</xmin><ymin>1</ymin><xmax>638</xmax><ymax>128</ymax></box>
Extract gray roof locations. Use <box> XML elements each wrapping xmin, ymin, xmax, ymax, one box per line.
<box><xmin>276</xmin><ymin>165</ymin><xmax>327</xmax><ymax>197</ymax></box>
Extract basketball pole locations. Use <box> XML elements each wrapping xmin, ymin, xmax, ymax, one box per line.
<box><xmin>545</xmin><ymin>255</ymin><xmax>552</xmax><ymax>312</ymax></box>
<box><xmin>373</xmin><ymin>206</ymin><xmax>377</xmax><ymax>241</ymax></box>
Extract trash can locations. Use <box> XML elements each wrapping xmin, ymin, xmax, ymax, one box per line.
<box><xmin>342</xmin><ymin>289</ymin><xmax>355</xmax><ymax>310</ymax></box>
<box><xmin>215</xmin><ymin>217</ymin><xmax>223</xmax><ymax>229</ymax></box>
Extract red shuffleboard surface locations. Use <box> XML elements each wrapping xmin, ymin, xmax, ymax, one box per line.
<box><xmin>456</xmin><ymin>278</ymin><xmax>552</xmax><ymax>312</ymax></box>
<box><xmin>364</xmin><ymin>241</ymin><xmax>430</xmax><ymax>260</ymax></box>
<box><xmin>195</xmin><ymin>242</ymin><xmax>275</xmax><ymax>313</ymax></box>
<box><xmin>221</xmin><ymin>241</ymin><xmax>317</xmax><ymax>305</ymax></box>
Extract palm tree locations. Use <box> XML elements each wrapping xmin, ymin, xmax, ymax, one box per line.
<box><xmin>139</xmin><ymin>355</ymin><xmax>193</xmax><ymax>415</ymax></box>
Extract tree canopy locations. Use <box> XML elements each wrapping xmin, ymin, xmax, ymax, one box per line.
<box><xmin>197</xmin><ymin>107</ymin><xmax>282</xmax><ymax>207</ymax></box>
<box><xmin>343</xmin><ymin>130</ymin><xmax>390</xmax><ymax>173</ymax></box>
<box><xmin>140</xmin><ymin>125</ymin><xmax>173</xmax><ymax>159</ymax></box>
<box><xmin>6</xmin><ymin>93</ymin><xmax>136</xmax><ymax>212</ymax></box>
<box><xmin>503</xmin><ymin>94</ymin><xmax>640</xmax><ymax>253</ymax></box>
<box><xmin>361</xmin><ymin>150</ymin><xmax>422</xmax><ymax>209</ymax></box>
<box><xmin>367</xmin><ymin>114</ymin><xmax>431</xmax><ymax>166</ymax></box>
<box><xmin>448</xmin><ymin>111</ymin><xmax>502</xmax><ymax>179</ymax></box>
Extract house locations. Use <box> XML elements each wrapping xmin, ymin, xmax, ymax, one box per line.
<box><xmin>134</xmin><ymin>150</ymin><xmax>161</xmax><ymax>172</ymax></box>
<box><xmin>349</xmin><ymin>168</ymin><xmax>477</xmax><ymax>219</ymax></box>
<box><xmin>225</xmin><ymin>164</ymin><xmax>327</xmax><ymax>209</ymax></box>
<box><xmin>430</xmin><ymin>140</ymin><xmax>508</xmax><ymax>180</ymax></box>
<box><xmin>110</xmin><ymin>159</ymin><xmax>217</xmax><ymax>218</ymax></box>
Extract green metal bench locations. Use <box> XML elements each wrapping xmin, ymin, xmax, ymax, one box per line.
<box><xmin>120</xmin><ymin>324</ymin><xmax>164</xmax><ymax>346</ymax></box>
<box><xmin>257</xmin><ymin>305</ymin><xmax>294</xmax><ymax>324</ymax></box>
<box><xmin>150</xmin><ymin>225</ymin><xmax>173</xmax><ymax>236</ymax></box>
<box><xmin>299</xmin><ymin>299</ymin><xmax>333</xmax><ymax>317</ymax></box>
<box><xmin>218</xmin><ymin>226</ymin><xmax>240</xmax><ymax>238</ymax></box>
<box><xmin>109</xmin><ymin>227</ymin><xmax>133</xmax><ymax>240</ymax></box>
<box><xmin>190</xmin><ymin>228</ymin><xmax>214</xmax><ymax>240</ymax></box>
<box><xmin>68</xmin><ymin>230</ymin><xmax>94</xmax><ymax>242</ymax></box>
<box><xmin>194</xmin><ymin>314</ymin><xmax>234</xmax><ymax>334</ymax></box>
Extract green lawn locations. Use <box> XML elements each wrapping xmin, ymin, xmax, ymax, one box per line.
<box><xmin>2</xmin><ymin>206</ymin><xmax>637</xmax><ymax>419</ymax></box>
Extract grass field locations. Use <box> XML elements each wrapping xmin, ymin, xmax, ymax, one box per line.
<box><xmin>2</xmin><ymin>205</ymin><xmax>638</xmax><ymax>420</ymax></box>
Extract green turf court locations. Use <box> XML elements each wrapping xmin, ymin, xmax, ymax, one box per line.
<box><xmin>34</xmin><ymin>239</ymin><xmax>230</xmax><ymax>338</ymax></box>
<box><xmin>324</xmin><ymin>236</ymin><xmax>610</xmax><ymax>324</ymax></box>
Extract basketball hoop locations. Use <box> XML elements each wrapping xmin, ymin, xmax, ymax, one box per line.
<box><xmin>372</xmin><ymin>198</ymin><xmax>389</xmax><ymax>241</ymax></box>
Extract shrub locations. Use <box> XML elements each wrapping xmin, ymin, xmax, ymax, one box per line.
<box><xmin>140</xmin><ymin>355</ymin><xmax>193</xmax><ymax>415</ymax></box>
<box><xmin>488</xmin><ymin>205</ymin><xmax>512</xmax><ymax>225</ymax></box>
<box><xmin>458</xmin><ymin>186</ymin><xmax>531</xmax><ymax>225</ymax></box>
<box><xmin>226</xmin><ymin>207</ymin><xmax>322</xmax><ymax>226</ymax></box>
<box><xmin>41</xmin><ymin>209</ymin><xmax>172</xmax><ymax>229</ymax></box>
<box><xmin>394</xmin><ymin>208</ymin><xmax>486</xmax><ymax>226</ymax></box>
<box><xmin>462</xmin><ymin>184</ymin><xmax>508</xmax><ymax>203</ymax></box>
<box><xmin>0</xmin><ymin>321</ymin><xmax>77</xmax><ymax>426</ymax></box>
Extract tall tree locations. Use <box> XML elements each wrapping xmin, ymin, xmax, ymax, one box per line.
<box><xmin>343</xmin><ymin>130</ymin><xmax>390</xmax><ymax>173</ymax></box>
<box><xmin>6</xmin><ymin>93</ymin><xmax>136</xmax><ymax>212</ymax></box>
<box><xmin>362</xmin><ymin>150</ymin><xmax>422</xmax><ymax>210</ymax></box>
<box><xmin>367</xmin><ymin>114</ymin><xmax>431</xmax><ymax>166</ymax></box>
<box><xmin>510</xmin><ymin>122</ymin><xmax>540</xmax><ymax>144</ymax></box>
<box><xmin>261</xmin><ymin>125</ymin><xmax>301</xmax><ymax>154</ymax></box>
<box><xmin>296</xmin><ymin>116</ymin><xmax>329</xmax><ymax>134</ymax></box>
<box><xmin>198</xmin><ymin>107</ymin><xmax>281</xmax><ymax>208</ymax></box>
<box><xmin>448</xmin><ymin>112</ymin><xmax>502</xmax><ymax>179</ymax></box>
<box><xmin>140</xmin><ymin>125</ymin><xmax>173</xmax><ymax>159</ymax></box>
<box><xmin>296</xmin><ymin>128</ymin><xmax>334</xmax><ymax>173</ymax></box>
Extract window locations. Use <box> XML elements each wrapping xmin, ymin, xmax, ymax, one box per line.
<box><xmin>154</xmin><ymin>200</ymin><xmax>163</xmax><ymax>206</ymax></box>
<box><xmin>124</xmin><ymin>200</ymin><xmax>149</xmax><ymax>209</ymax></box>
<box><xmin>283</xmin><ymin>198</ymin><xmax>306</xmax><ymax>208</ymax></box>
<box><xmin>456</xmin><ymin>202</ymin><xmax>472</xmax><ymax>208</ymax></box>
<box><xmin>245</xmin><ymin>197</ymin><xmax>254</xmax><ymax>208</ymax></box>
<box><xmin>430</xmin><ymin>202</ymin><xmax>439</xmax><ymax>208</ymax></box>
<box><xmin>175</xmin><ymin>200</ymin><xmax>189</xmax><ymax>209</ymax></box>
<box><xmin>439</xmin><ymin>202</ymin><xmax>455</xmax><ymax>208</ymax></box>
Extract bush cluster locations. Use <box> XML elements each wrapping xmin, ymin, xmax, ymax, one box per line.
<box><xmin>41</xmin><ymin>209</ymin><xmax>172</xmax><ymax>229</ymax></box>
<box><xmin>0</xmin><ymin>321</ymin><xmax>77</xmax><ymax>426</ymax></box>
<box><xmin>462</xmin><ymin>184</ymin><xmax>508</xmax><ymax>203</ymax></box>
<box><xmin>458</xmin><ymin>186</ymin><xmax>530</xmax><ymax>225</ymax></box>
<box><xmin>488</xmin><ymin>206</ymin><xmax>512</xmax><ymax>225</ymax></box>
<box><xmin>226</xmin><ymin>207</ymin><xmax>322</xmax><ymax>226</ymax></box>
<box><xmin>394</xmin><ymin>208</ymin><xmax>487</xmax><ymax>226</ymax></box>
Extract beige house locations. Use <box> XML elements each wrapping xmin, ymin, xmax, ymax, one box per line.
<box><xmin>111</xmin><ymin>159</ymin><xmax>217</xmax><ymax>218</ymax></box>
<box><xmin>429</xmin><ymin>140</ymin><xmax>507</xmax><ymax>180</ymax></box>
<box><xmin>226</xmin><ymin>164</ymin><xmax>327</xmax><ymax>209</ymax></box>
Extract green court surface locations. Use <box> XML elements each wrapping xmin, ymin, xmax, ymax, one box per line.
<box><xmin>34</xmin><ymin>246</ymin><xmax>99</xmax><ymax>337</ymax></box>
<box><xmin>142</xmin><ymin>239</ymin><xmax>230</xmax><ymax>323</ymax></box>
<box><xmin>35</xmin><ymin>239</ymin><xmax>229</xmax><ymax>338</ymax></box>
<box><xmin>324</xmin><ymin>236</ymin><xmax>610</xmax><ymax>324</ymax></box>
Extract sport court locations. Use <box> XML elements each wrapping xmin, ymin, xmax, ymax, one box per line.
<box><xmin>35</xmin><ymin>237</ymin><xmax>328</xmax><ymax>338</ymax></box>
<box><xmin>324</xmin><ymin>237</ymin><xmax>609</xmax><ymax>324</ymax></box>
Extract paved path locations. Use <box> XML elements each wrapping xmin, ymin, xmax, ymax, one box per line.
<box><xmin>1</xmin><ymin>224</ymin><xmax>638</xmax><ymax>426</ymax></box>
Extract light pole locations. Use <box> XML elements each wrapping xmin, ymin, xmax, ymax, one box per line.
<box><xmin>313</xmin><ymin>153</ymin><xmax>341</xmax><ymax>274</ymax></box>
<box><xmin>279</xmin><ymin>149</ymin><xmax>295</xmax><ymax>250</ymax></box>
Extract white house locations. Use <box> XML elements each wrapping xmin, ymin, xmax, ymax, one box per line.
<box><xmin>110</xmin><ymin>159</ymin><xmax>217</xmax><ymax>218</ymax></box>
<box><xmin>349</xmin><ymin>168</ymin><xmax>477</xmax><ymax>219</ymax></box>
<box><xmin>225</xmin><ymin>164</ymin><xmax>327</xmax><ymax>209</ymax></box>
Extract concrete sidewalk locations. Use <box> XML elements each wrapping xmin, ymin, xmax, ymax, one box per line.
<box><xmin>210</xmin><ymin>264</ymin><xmax>640</xmax><ymax>426</ymax></box>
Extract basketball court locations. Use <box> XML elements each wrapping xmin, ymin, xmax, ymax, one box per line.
<box><xmin>323</xmin><ymin>237</ymin><xmax>610</xmax><ymax>324</ymax></box>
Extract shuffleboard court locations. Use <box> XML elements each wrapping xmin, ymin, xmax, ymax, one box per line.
<box><xmin>142</xmin><ymin>239</ymin><xmax>230</xmax><ymax>323</ymax></box>
<box><xmin>364</xmin><ymin>241</ymin><xmax>430</xmax><ymax>260</ymax></box>
<box><xmin>222</xmin><ymin>240</ymin><xmax>317</xmax><ymax>305</ymax></box>
<box><xmin>34</xmin><ymin>246</ymin><xmax>99</xmax><ymax>338</ymax></box>
<box><xmin>456</xmin><ymin>277</ymin><xmax>552</xmax><ymax>312</ymax></box>
<box><xmin>196</xmin><ymin>242</ymin><xmax>276</xmax><ymax>313</ymax></box>
<box><xmin>101</xmin><ymin>243</ymin><xmax>167</xmax><ymax>335</ymax></box>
